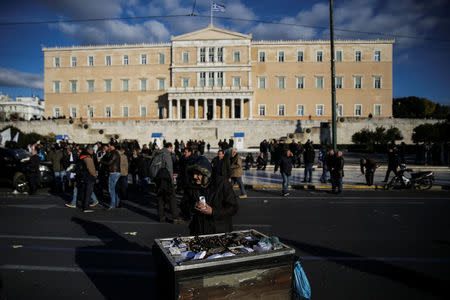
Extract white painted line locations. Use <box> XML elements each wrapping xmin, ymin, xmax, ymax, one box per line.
<box><xmin>0</xmin><ymin>235</ymin><xmax>113</xmax><ymax>242</ymax></box>
<box><xmin>0</xmin><ymin>264</ymin><xmax>155</xmax><ymax>277</ymax></box>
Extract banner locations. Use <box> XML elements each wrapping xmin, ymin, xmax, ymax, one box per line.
<box><xmin>0</xmin><ymin>128</ymin><xmax>11</xmax><ymax>146</ymax></box>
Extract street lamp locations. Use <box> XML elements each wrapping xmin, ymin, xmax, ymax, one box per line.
<box><xmin>330</xmin><ymin>0</ymin><xmax>337</xmax><ymax>151</ymax></box>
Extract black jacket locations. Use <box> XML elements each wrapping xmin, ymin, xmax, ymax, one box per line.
<box><xmin>331</xmin><ymin>156</ymin><xmax>345</xmax><ymax>178</ymax></box>
<box><xmin>303</xmin><ymin>146</ymin><xmax>315</xmax><ymax>164</ymax></box>
<box><xmin>279</xmin><ymin>155</ymin><xmax>293</xmax><ymax>176</ymax></box>
<box><xmin>101</xmin><ymin>150</ymin><xmax>120</xmax><ymax>173</ymax></box>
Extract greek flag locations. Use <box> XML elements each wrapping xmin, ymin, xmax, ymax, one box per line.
<box><xmin>212</xmin><ymin>2</ymin><xmax>226</xmax><ymax>12</ymax></box>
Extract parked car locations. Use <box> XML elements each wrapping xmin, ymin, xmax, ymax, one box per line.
<box><xmin>0</xmin><ymin>147</ymin><xmax>53</xmax><ymax>192</ymax></box>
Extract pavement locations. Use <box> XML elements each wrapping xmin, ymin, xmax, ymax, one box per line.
<box><xmin>1</xmin><ymin>187</ymin><xmax>449</xmax><ymax>299</ymax></box>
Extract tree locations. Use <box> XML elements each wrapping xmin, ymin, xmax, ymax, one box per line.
<box><xmin>393</xmin><ymin>96</ymin><xmax>449</xmax><ymax>119</ymax></box>
<box><xmin>412</xmin><ymin>122</ymin><xmax>450</xmax><ymax>143</ymax></box>
<box><xmin>385</xmin><ymin>127</ymin><xmax>403</xmax><ymax>143</ymax></box>
<box><xmin>352</xmin><ymin>126</ymin><xmax>403</xmax><ymax>152</ymax></box>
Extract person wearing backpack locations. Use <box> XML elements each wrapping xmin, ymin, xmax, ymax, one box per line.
<box><xmin>100</xmin><ymin>143</ymin><xmax>121</xmax><ymax>209</ymax></box>
<box><xmin>77</xmin><ymin>146</ymin><xmax>97</xmax><ymax>212</ymax></box>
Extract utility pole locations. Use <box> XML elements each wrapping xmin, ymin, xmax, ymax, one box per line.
<box><xmin>329</xmin><ymin>0</ymin><xmax>337</xmax><ymax>151</ymax></box>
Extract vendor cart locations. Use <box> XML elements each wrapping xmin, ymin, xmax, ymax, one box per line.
<box><xmin>152</xmin><ymin>229</ymin><xmax>296</xmax><ymax>299</ymax></box>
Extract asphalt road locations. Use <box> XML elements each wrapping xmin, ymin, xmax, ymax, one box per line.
<box><xmin>1</xmin><ymin>187</ymin><xmax>449</xmax><ymax>300</ymax></box>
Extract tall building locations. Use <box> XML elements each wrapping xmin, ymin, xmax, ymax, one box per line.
<box><xmin>43</xmin><ymin>25</ymin><xmax>393</xmax><ymax>120</ymax></box>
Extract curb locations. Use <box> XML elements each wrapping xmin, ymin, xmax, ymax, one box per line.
<box><xmin>241</xmin><ymin>184</ymin><xmax>449</xmax><ymax>191</ymax></box>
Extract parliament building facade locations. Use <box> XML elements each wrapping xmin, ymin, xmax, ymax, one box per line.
<box><xmin>43</xmin><ymin>25</ymin><xmax>394</xmax><ymax>121</ymax></box>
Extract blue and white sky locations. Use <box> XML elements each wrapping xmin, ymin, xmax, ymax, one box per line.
<box><xmin>0</xmin><ymin>0</ymin><xmax>449</xmax><ymax>104</ymax></box>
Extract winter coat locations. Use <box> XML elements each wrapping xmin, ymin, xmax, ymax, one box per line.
<box><xmin>279</xmin><ymin>154</ymin><xmax>293</xmax><ymax>176</ymax></box>
<box><xmin>303</xmin><ymin>146</ymin><xmax>315</xmax><ymax>164</ymax></box>
<box><xmin>230</xmin><ymin>155</ymin><xmax>243</xmax><ymax>178</ymax></box>
<box><xmin>102</xmin><ymin>150</ymin><xmax>121</xmax><ymax>173</ymax></box>
<box><xmin>331</xmin><ymin>156</ymin><xmax>345</xmax><ymax>178</ymax></box>
<box><xmin>119</xmin><ymin>152</ymin><xmax>129</xmax><ymax>176</ymax></box>
<box><xmin>211</xmin><ymin>154</ymin><xmax>231</xmax><ymax>180</ymax></box>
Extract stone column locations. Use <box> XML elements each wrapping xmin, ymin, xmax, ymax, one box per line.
<box><xmin>213</xmin><ymin>98</ymin><xmax>217</xmax><ymax>120</ymax></box>
<box><xmin>222</xmin><ymin>99</ymin><xmax>226</xmax><ymax>119</ymax></box>
<box><xmin>176</xmin><ymin>99</ymin><xmax>181</xmax><ymax>120</ymax></box>
<box><xmin>204</xmin><ymin>99</ymin><xmax>208</xmax><ymax>119</ymax></box>
<box><xmin>168</xmin><ymin>99</ymin><xmax>173</xmax><ymax>119</ymax></box>
<box><xmin>194</xmin><ymin>99</ymin><xmax>198</xmax><ymax>119</ymax></box>
<box><xmin>248</xmin><ymin>98</ymin><xmax>253</xmax><ymax>119</ymax></box>
<box><xmin>231</xmin><ymin>99</ymin><xmax>235</xmax><ymax>119</ymax></box>
<box><xmin>240</xmin><ymin>98</ymin><xmax>244</xmax><ymax>119</ymax></box>
<box><xmin>185</xmin><ymin>99</ymin><xmax>190</xmax><ymax>119</ymax></box>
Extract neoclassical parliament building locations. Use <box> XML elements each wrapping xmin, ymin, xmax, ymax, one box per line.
<box><xmin>43</xmin><ymin>25</ymin><xmax>394</xmax><ymax>121</ymax></box>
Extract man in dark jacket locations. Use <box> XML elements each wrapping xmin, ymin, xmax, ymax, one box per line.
<box><xmin>100</xmin><ymin>143</ymin><xmax>121</xmax><ymax>209</ymax></box>
<box><xmin>77</xmin><ymin>146</ymin><xmax>97</xmax><ymax>213</ymax></box>
<box><xmin>303</xmin><ymin>142</ymin><xmax>315</xmax><ymax>183</ymax></box>
<box><xmin>51</xmin><ymin>145</ymin><xmax>65</xmax><ymax>193</ymax></box>
<box><xmin>256</xmin><ymin>152</ymin><xmax>267</xmax><ymax>170</ymax></box>
<box><xmin>181</xmin><ymin>160</ymin><xmax>238</xmax><ymax>235</ymax></box>
<box><xmin>27</xmin><ymin>148</ymin><xmax>41</xmax><ymax>195</ymax></box>
<box><xmin>280</xmin><ymin>150</ymin><xmax>294</xmax><ymax>196</ymax></box>
<box><xmin>383</xmin><ymin>147</ymin><xmax>399</xmax><ymax>182</ymax></box>
<box><xmin>330</xmin><ymin>150</ymin><xmax>344</xmax><ymax>194</ymax></box>
<box><xmin>211</xmin><ymin>150</ymin><xmax>231</xmax><ymax>182</ymax></box>
<box><xmin>360</xmin><ymin>156</ymin><xmax>377</xmax><ymax>186</ymax></box>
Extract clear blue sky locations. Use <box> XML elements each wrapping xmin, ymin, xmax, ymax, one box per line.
<box><xmin>0</xmin><ymin>0</ymin><xmax>449</xmax><ymax>104</ymax></box>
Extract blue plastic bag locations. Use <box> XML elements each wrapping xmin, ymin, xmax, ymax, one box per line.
<box><xmin>293</xmin><ymin>261</ymin><xmax>311</xmax><ymax>299</ymax></box>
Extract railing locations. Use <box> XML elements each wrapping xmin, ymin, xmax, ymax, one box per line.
<box><xmin>167</xmin><ymin>86</ymin><xmax>253</xmax><ymax>93</ymax></box>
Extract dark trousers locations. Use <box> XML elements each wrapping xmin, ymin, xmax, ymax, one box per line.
<box><xmin>384</xmin><ymin>165</ymin><xmax>397</xmax><ymax>181</ymax></box>
<box><xmin>304</xmin><ymin>163</ymin><xmax>313</xmax><ymax>182</ymax></box>
<box><xmin>28</xmin><ymin>173</ymin><xmax>40</xmax><ymax>195</ymax></box>
<box><xmin>365</xmin><ymin>171</ymin><xmax>375</xmax><ymax>186</ymax></box>
<box><xmin>81</xmin><ymin>179</ymin><xmax>95</xmax><ymax>210</ymax></box>
<box><xmin>331</xmin><ymin>175</ymin><xmax>343</xmax><ymax>193</ymax></box>
<box><xmin>116</xmin><ymin>175</ymin><xmax>128</xmax><ymax>200</ymax></box>
<box><xmin>156</xmin><ymin>184</ymin><xmax>178</xmax><ymax>221</ymax></box>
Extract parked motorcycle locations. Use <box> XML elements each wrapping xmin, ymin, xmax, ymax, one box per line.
<box><xmin>384</xmin><ymin>164</ymin><xmax>435</xmax><ymax>190</ymax></box>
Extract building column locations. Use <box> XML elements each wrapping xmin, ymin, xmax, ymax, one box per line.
<box><xmin>222</xmin><ymin>99</ymin><xmax>226</xmax><ymax>119</ymax></box>
<box><xmin>240</xmin><ymin>98</ymin><xmax>244</xmax><ymax>119</ymax></box>
<box><xmin>213</xmin><ymin>99</ymin><xmax>217</xmax><ymax>120</ymax></box>
<box><xmin>248</xmin><ymin>97</ymin><xmax>253</xmax><ymax>119</ymax></box>
<box><xmin>185</xmin><ymin>99</ymin><xmax>190</xmax><ymax>119</ymax></box>
<box><xmin>204</xmin><ymin>99</ymin><xmax>208</xmax><ymax>119</ymax></box>
<box><xmin>168</xmin><ymin>99</ymin><xmax>173</xmax><ymax>119</ymax></box>
<box><xmin>231</xmin><ymin>99</ymin><xmax>235</xmax><ymax>119</ymax></box>
<box><xmin>194</xmin><ymin>99</ymin><xmax>199</xmax><ymax>119</ymax></box>
<box><xmin>176</xmin><ymin>99</ymin><xmax>181</xmax><ymax>120</ymax></box>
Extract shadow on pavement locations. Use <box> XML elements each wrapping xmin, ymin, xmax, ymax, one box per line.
<box><xmin>281</xmin><ymin>238</ymin><xmax>447</xmax><ymax>299</ymax></box>
<box><xmin>72</xmin><ymin>217</ymin><xmax>156</xmax><ymax>299</ymax></box>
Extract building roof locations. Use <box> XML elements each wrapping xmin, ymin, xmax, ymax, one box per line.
<box><xmin>172</xmin><ymin>24</ymin><xmax>252</xmax><ymax>41</ymax></box>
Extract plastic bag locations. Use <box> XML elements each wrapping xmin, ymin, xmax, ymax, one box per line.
<box><xmin>293</xmin><ymin>261</ymin><xmax>311</xmax><ymax>299</ymax></box>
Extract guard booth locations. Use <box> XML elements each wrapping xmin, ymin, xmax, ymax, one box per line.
<box><xmin>234</xmin><ymin>132</ymin><xmax>245</xmax><ymax>150</ymax></box>
<box><xmin>151</xmin><ymin>133</ymin><xmax>164</xmax><ymax>149</ymax></box>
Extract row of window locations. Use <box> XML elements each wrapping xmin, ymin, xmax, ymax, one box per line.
<box><xmin>53</xmin><ymin>78</ymin><xmax>166</xmax><ymax>93</ymax></box>
<box><xmin>258</xmin><ymin>104</ymin><xmax>383</xmax><ymax>117</ymax></box>
<box><xmin>54</xmin><ymin>106</ymin><xmax>164</xmax><ymax>119</ymax></box>
<box><xmin>258</xmin><ymin>75</ymin><xmax>382</xmax><ymax>89</ymax></box>
<box><xmin>52</xmin><ymin>49</ymin><xmax>382</xmax><ymax>67</ymax></box>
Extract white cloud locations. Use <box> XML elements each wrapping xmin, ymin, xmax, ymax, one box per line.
<box><xmin>37</xmin><ymin>0</ymin><xmax>123</xmax><ymax>18</ymax></box>
<box><xmin>0</xmin><ymin>68</ymin><xmax>43</xmax><ymax>90</ymax></box>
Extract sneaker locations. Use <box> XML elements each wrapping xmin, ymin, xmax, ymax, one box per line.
<box><xmin>90</xmin><ymin>201</ymin><xmax>99</xmax><ymax>207</ymax></box>
<box><xmin>282</xmin><ymin>192</ymin><xmax>290</xmax><ymax>197</ymax></box>
<box><xmin>239</xmin><ymin>194</ymin><xmax>247</xmax><ymax>199</ymax></box>
<box><xmin>12</xmin><ymin>190</ymin><xmax>20</xmax><ymax>195</ymax></box>
<box><xmin>65</xmin><ymin>203</ymin><xmax>76</xmax><ymax>208</ymax></box>
<box><xmin>83</xmin><ymin>209</ymin><xmax>94</xmax><ymax>213</ymax></box>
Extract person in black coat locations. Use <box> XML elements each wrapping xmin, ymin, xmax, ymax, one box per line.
<box><xmin>280</xmin><ymin>150</ymin><xmax>294</xmax><ymax>196</ymax></box>
<box><xmin>360</xmin><ymin>156</ymin><xmax>377</xmax><ymax>186</ymax></box>
<box><xmin>383</xmin><ymin>147</ymin><xmax>399</xmax><ymax>182</ymax></box>
<box><xmin>181</xmin><ymin>161</ymin><xmax>238</xmax><ymax>235</ymax></box>
<box><xmin>303</xmin><ymin>142</ymin><xmax>315</xmax><ymax>183</ymax></box>
<box><xmin>27</xmin><ymin>148</ymin><xmax>41</xmax><ymax>195</ymax></box>
<box><xmin>330</xmin><ymin>150</ymin><xmax>344</xmax><ymax>194</ymax></box>
<box><xmin>256</xmin><ymin>152</ymin><xmax>267</xmax><ymax>170</ymax></box>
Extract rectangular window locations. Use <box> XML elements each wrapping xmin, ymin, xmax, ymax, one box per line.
<box><xmin>338</xmin><ymin>104</ymin><xmax>343</xmax><ymax>116</ymax></box>
<box><xmin>208</xmin><ymin>72</ymin><xmax>215</xmax><ymax>86</ymax></box>
<box><xmin>88</xmin><ymin>106</ymin><xmax>94</xmax><ymax>118</ymax></box>
<box><xmin>208</xmin><ymin>47</ymin><xmax>215</xmax><ymax>62</ymax></box>
<box><xmin>297</xmin><ymin>104</ymin><xmax>304</xmax><ymax>116</ymax></box>
<box><xmin>53</xmin><ymin>81</ymin><xmax>60</xmax><ymax>93</ymax></box>
<box><xmin>158</xmin><ymin>78</ymin><xmax>165</xmax><ymax>90</ymax></box>
<box><xmin>54</xmin><ymin>57</ymin><xmax>60</xmax><ymax>67</ymax></box>
<box><xmin>316</xmin><ymin>76</ymin><xmax>324</xmax><ymax>89</ymax></box>
<box><xmin>182</xmin><ymin>51</ymin><xmax>189</xmax><ymax>63</ymax></box>
<box><xmin>316</xmin><ymin>51</ymin><xmax>323</xmax><ymax>62</ymax></box>
<box><xmin>122</xmin><ymin>79</ymin><xmax>129</xmax><ymax>92</ymax></box>
<box><xmin>316</xmin><ymin>104</ymin><xmax>324</xmax><ymax>116</ymax></box>
<box><xmin>297</xmin><ymin>77</ymin><xmax>304</xmax><ymax>89</ymax></box>
<box><xmin>258</xmin><ymin>77</ymin><xmax>266</xmax><ymax>89</ymax></box>
<box><xmin>374</xmin><ymin>50</ymin><xmax>381</xmax><ymax>62</ymax></box>
<box><xmin>374</xmin><ymin>104</ymin><xmax>382</xmax><ymax>116</ymax></box>
<box><xmin>297</xmin><ymin>51</ymin><xmax>304</xmax><ymax>62</ymax></box>
<box><xmin>87</xmin><ymin>80</ymin><xmax>94</xmax><ymax>92</ymax></box>
<box><xmin>122</xmin><ymin>106</ymin><xmax>129</xmax><ymax>118</ymax></box>
<box><xmin>123</xmin><ymin>55</ymin><xmax>129</xmax><ymax>65</ymax></box>
<box><xmin>199</xmin><ymin>72</ymin><xmax>206</xmax><ymax>87</ymax></box>
<box><xmin>278</xmin><ymin>76</ymin><xmax>286</xmax><ymax>89</ymax></box>
<box><xmin>200</xmin><ymin>47</ymin><xmax>206</xmax><ymax>63</ymax></box>
<box><xmin>71</xmin><ymin>56</ymin><xmax>77</xmax><ymax>67</ymax></box>
<box><xmin>336</xmin><ymin>50</ymin><xmax>342</xmax><ymax>62</ymax></box>
<box><xmin>105</xmin><ymin>79</ymin><xmax>112</xmax><ymax>92</ymax></box>
<box><xmin>71</xmin><ymin>107</ymin><xmax>77</xmax><ymax>118</ymax></box>
<box><xmin>217</xmin><ymin>47</ymin><xmax>223</xmax><ymax>62</ymax></box>
<box><xmin>374</xmin><ymin>76</ymin><xmax>382</xmax><ymax>89</ymax></box>
<box><xmin>259</xmin><ymin>51</ymin><xmax>265</xmax><ymax>62</ymax></box>
<box><xmin>54</xmin><ymin>107</ymin><xmax>60</xmax><ymax>118</ymax></box>
<box><xmin>233</xmin><ymin>51</ymin><xmax>240</xmax><ymax>62</ymax></box>
<box><xmin>106</xmin><ymin>55</ymin><xmax>111</xmax><ymax>66</ymax></box>
<box><xmin>217</xmin><ymin>72</ymin><xmax>223</xmax><ymax>87</ymax></box>
<box><xmin>354</xmin><ymin>76</ymin><xmax>362</xmax><ymax>89</ymax></box>
<box><xmin>70</xmin><ymin>80</ymin><xmax>77</xmax><ymax>93</ymax></box>
<box><xmin>141</xmin><ymin>54</ymin><xmax>147</xmax><ymax>65</ymax></box>
<box><xmin>258</xmin><ymin>104</ymin><xmax>266</xmax><ymax>116</ymax></box>
<box><xmin>140</xmin><ymin>79</ymin><xmax>147</xmax><ymax>91</ymax></box>
<box><xmin>182</xmin><ymin>77</ymin><xmax>189</xmax><ymax>88</ymax></box>
<box><xmin>233</xmin><ymin>77</ymin><xmax>241</xmax><ymax>87</ymax></box>
<box><xmin>355</xmin><ymin>104</ymin><xmax>362</xmax><ymax>116</ymax></box>
<box><xmin>88</xmin><ymin>56</ymin><xmax>94</xmax><ymax>66</ymax></box>
<box><xmin>355</xmin><ymin>50</ymin><xmax>361</xmax><ymax>61</ymax></box>
<box><xmin>158</xmin><ymin>53</ymin><xmax>165</xmax><ymax>64</ymax></box>
<box><xmin>278</xmin><ymin>104</ymin><xmax>285</xmax><ymax>116</ymax></box>
<box><xmin>105</xmin><ymin>106</ymin><xmax>111</xmax><ymax>118</ymax></box>
<box><xmin>140</xmin><ymin>106</ymin><xmax>147</xmax><ymax>117</ymax></box>
<box><xmin>278</xmin><ymin>51</ymin><xmax>285</xmax><ymax>62</ymax></box>
<box><xmin>335</xmin><ymin>76</ymin><xmax>343</xmax><ymax>89</ymax></box>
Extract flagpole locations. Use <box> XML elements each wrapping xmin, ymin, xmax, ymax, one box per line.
<box><xmin>210</xmin><ymin>1</ymin><xmax>213</xmax><ymax>26</ymax></box>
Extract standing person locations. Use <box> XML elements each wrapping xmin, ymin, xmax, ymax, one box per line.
<box><xmin>256</xmin><ymin>152</ymin><xmax>267</xmax><ymax>170</ymax></box>
<box><xmin>230</xmin><ymin>149</ymin><xmax>247</xmax><ymax>198</ymax></box>
<box><xmin>77</xmin><ymin>146</ymin><xmax>97</xmax><ymax>213</ymax></box>
<box><xmin>117</xmin><ymin>146</ymin><xmax>129</xmax><ymax>201</ymax></box>
<box><xmin>211</xmin><ymin>150</ymin><xmax>232</xmax><ymax>183</ymax></box>
<box><xmin>303</xmin><ymin>142</ymin><xmax>315</xmax><ymax>183</ymax></box>
<box><xmin>51</xmin><ymin>145</ymin><xmax>65</xmax><ymax>193</ymax></box>
<box><xmin>260</xmin><ymin>139</ymin><xmax>269</xmax><ymax>163</ymax></box>
<box><xmin>360</xmin><ymin>156</ymin><xmax>377</xmax><ymax>186</ymax></box>
<box><xmin>180</xmin><ymin>161</ymin><xmax>238</xmax><ymax>235</ymax></box>
<box><xmin>27</xmin><ymin>149</ymin><xmax>41</xmax><ymax>195</ymax></box>
<box><xmin>330</xmin><ymin>150</ymin><xmax>344</xmax><ymax>194</ymax></box>
<box><xmin>280</xmin><ymin>150</ymin><xmax>294</xmax><ymax>196</ymax></box>
<box><xmin>101</xmin><ymin>143</ymin><xmax>121</xmax><ymax>209</ymax></box>
<box><xmin>207</xmin><ymin>143</ymin><xmax>211</xmax><ymax>153</ymax></box>
<box><xmin>320</xmin><ymin>149</ymin><xmax>334</xmax><ymax>183</ymax></box>
<box><xmin>383</xmin><ymin>147</ymin><xmax>399</xmax><ymax>182</ymax></box>
<box><xmin>178</xmin><ymin>147</ymin><xmax>198</xmax><ymax>192</ymax></box>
